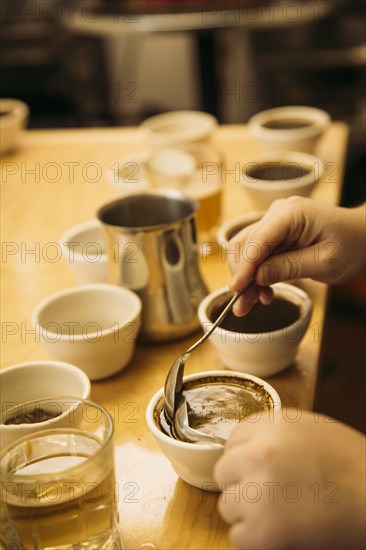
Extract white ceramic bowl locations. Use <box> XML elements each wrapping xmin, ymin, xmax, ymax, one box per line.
<box><xmin>240</xmin><ymin>151</ymin><xmax>323</xmax><ymax>209</ymax></box>
<box><xmin>248</xmin><ymin>106</ymin><xmax>330</xmax><ymax>153</ymax></box>
<box><xmin>217</xmin><ymin>210</ymin><xmax>265</xmax><ymax>246</ymax></box>
<box><xmin>0</xmin><ymin>361</ymin><xmax>90</xmax><ymax>449</ymax></box>
<box><xmin>0</xmin><ymin>98</ymin><xmax>29</xmax><ymax>155</ymax></box>
<box><xmin>32</xmin><ymin>284</ymin><xmax>142</xmax><ymax>380</ymax></box>
<box><xmin>59</xmin><ymin>220</ymin><xmax>109</xmax><ymax>284</ymax></box>
<box><xmin>146</xmin><ymin>370</ymin><xmax>281</xmax><ymax>491</ymax></box>
<box><xmin>198</xmin><ymin>283</ymin><xmax>312</xmax><ymax>377</ymax></box>
<box><xmin>140</xmin><ymin>110</ymin><xmax>218</xmax><ymax>146</ymax></box>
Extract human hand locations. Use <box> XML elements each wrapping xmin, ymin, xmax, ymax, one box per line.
<box><xmin>214</xmin><ymin>410</ymin><xmax>366</xmax><ymax>550</ymax></box>
<box><xmin>227</xmin><ymin>196</ymin><xmax>366</xmax><ymax>316</ymax></box>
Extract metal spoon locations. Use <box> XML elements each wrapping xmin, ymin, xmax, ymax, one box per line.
<box><xmin>164</xmin><ymin>287</ymin><xmax>247</xmax><ymax>426</ymax></box>
<box><xmin>172</xmin><ymin>395</ymin><xmax>226</xmax><ymax>445</ymax></box>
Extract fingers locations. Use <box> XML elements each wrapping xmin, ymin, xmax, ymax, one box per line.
<box><xmin>228</xmin><ymin>521</ymin><xmax>247</xmax><ymax>550</ymax></box>
<box><xmin>227</xmin><ymin>197</ymin><xmax>312</xmax><ymax>292</ymax></box>
<box><xmin>215</xmin><ymin>445</ymin><xmax>252</xmax><ymax>488</ymax></box>
<box><xmin>231</xmin><ymin>284</ymin><xmax>273</xmax><ymax>317</ymax></box>
<box><xmin>259</xmin><ymin>285</ymin><xmax>274</xmax><ymax>305</ymax></box>
<box><xmin>232</xmin><ymin>280</ymin><xmax>261</xmax><ymax>316</ymax></box>
<box><xmin>255</xmin><ymin>246</ymin><xmax>331</xmax><ymax>285</ymax></box>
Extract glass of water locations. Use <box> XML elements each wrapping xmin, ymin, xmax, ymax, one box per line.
<box><xmin>0</xmin><ymin>397</ymin><xmax>122</xmax><ymax>550</ymax></box>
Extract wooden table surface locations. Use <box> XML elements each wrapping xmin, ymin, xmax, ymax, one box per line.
<box><xmin>0</xmin><ymin>122</ymin><xmax>348</xmax><ymax>549</ymax></box>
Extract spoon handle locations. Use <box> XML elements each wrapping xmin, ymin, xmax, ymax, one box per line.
<box><xmin>186</xmin><ymin>286</ymin><xmax>247</xmax><ymax>355</ymax></box>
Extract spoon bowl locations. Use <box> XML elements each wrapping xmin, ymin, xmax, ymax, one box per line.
<box><xmin>172</xmin><ymin>395</ymin><xmax>226</xmax><ymax>446</ymax></box>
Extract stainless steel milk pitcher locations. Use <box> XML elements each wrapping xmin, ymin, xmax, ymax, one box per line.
<box><xmin>97</xmin><ymin>190</ymin><xmax>208</xmax><ymax>342</ymax></box>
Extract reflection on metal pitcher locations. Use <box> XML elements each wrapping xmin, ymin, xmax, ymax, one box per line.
<box><xmin>98</xmin><ymin>191</ymin><xmax>208</xmax><ymax>342</ymax></box>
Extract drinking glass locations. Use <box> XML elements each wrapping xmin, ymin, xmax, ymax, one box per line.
<box><xmin>0</xmin><ymin>397</ymin><xmax>122</xmax><ymax>550</ymax></box>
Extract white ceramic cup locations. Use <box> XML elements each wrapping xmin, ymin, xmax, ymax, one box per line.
<box><xmin>248</xmin><ymin>105</ymin><xmax>330</xmax><ymax>153</ymax></box>
<box><xmin>0</xmin><ymin>361</ymin><xmax>90</xmax><ymax>449</ymax></box>
<box><xmin>32</xmin><ymin>284</ymin><xmax>142</xmax><ymax>380</ymax></box>
<box><xmin>146</xmin><ymin>370</ymin><xmax>281</xmax><ymax>491</ymax></box>
<box><xmin>59</xmin><ymin>220</ymin><xmax>109</xmax><ymax>284</ymax></box>
<box><xmin>198</xmin><ymin>283</ymin><xmax>313</xmax><ymax>377</ymax></box>
<box><xmin>140</xmin><ymin>110</ymin><xmax>218</xmax><ymax>146</ymax></box>
<box><xmin>240</xmin><ymin>151</ymin><xmax>324</xmax><ymax>209</ymax></box>
<box><xmin>0</xmin><ymin>98</ymin><xmax>29</xmax><ymax>155</ymax></box>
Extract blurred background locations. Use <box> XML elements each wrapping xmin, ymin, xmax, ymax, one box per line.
<box><xmin>1</xmin><ymin>0</ymin><xmax>365</xmax><ymax>430</ymax></box>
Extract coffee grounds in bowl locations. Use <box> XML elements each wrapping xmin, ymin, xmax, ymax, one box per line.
<box><xmin>183</xmin><ymin>376</ymin><xmax>272</xmax><ymax>440</ymax></box>
<box><xmin>261</xmin><ymin>119</ymin><xmax>313</xmax><ymax>130</ymax></box>
<box><xmin>246</xmin><ymin>163</ymin><xmax>310</xmax><ymax>181</ymax></box>
<box><xmin>4</xmin><ymin>407</ymin><xmax>62</xmax><ymax>425</ymax></box>
<box><xmin>210</xmin><ymin>296</ymin><xmax>300</xmax><ymax>333</ymax></box>
<box><xmin>155</xmin><ymin>374</ymin><xmax>275</xmax><ymax>441</ymax></box>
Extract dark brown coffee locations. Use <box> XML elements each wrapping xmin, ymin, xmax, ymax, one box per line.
<box><xmin>156</xmin><ymin>375</ymin><xmax>274</xmax><ymax>441</ymax></box>
<box><xmin>4</xmin><ymin>407</ymin><xmax>61</xmax><ymax>425</ymax></box>
<box><xmin>210</xmin><ymin>296</ymin><xmax>300</xmax><ymax>333</ymax></box>
<box><xmin>247</xmin><ymin>163</ymin><xmax>310</xmax><ymax>181</ymax></box>
<box><xmin>262</xmin><ymin>118</ymin><xmax>313</xmax><ymax>130</ymax></box>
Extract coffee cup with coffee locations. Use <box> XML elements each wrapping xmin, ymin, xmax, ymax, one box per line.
<box><xmin>198</xmin><ymin>283</ymin><xmax>312</xmax><ymax>377</ymax></box>
<box><xmin>146</xmin><ymin>370</ymin><xmax>281</xmax><ymax>491</ymax></box>
<box><xmin>248</xmin><ymin>105</ymin><xmax>330</xmax><ymax>153</ymax></box>
<box><xmin>239</xmin><ymin>151</ymin><xmax>323</xmax><ymax>209</ymax></box>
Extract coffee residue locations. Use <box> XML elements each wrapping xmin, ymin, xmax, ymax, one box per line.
<box><xmin>155</xmin><ymin>375</ymin><xmax>275</xmax><ymax>442</ymax></box>
<box><xmin>247</xmin><ymin>163</ymin><xmax>310</xmax><ymax>182</ymax></box>
<box><xmin>4</xmin><ymin>407</ymin><xmax>62</xmax><ymax>425</ymax></box>
<box><xmin>262</xmin><ymin>119</ymin><xmax>313</xmax><ymax>130</ymax></box>
<box><xmin>210</xmin><ymin>296</ymin><xmax>300</xmax><ymax>333</ymax></box>
<box><xmin>184</xmin><ymin>381</ymin><xmax>271</xmax><ymax>440</ymax></box>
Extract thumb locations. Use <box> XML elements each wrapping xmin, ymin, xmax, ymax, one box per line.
<box><xmin>255</xmin><ymin>247</ymin><xmax>327</xmax><ymax>285</ymax></box>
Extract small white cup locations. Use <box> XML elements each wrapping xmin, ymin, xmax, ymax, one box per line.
<box><xmin>240</xmin><ymin>151</ymin><xmax>323</xmax><ymax>209</ymax></box>
<box><xmin>0</xmin><ymin>98</ymin><xmax>29</xmax><ymax>155</ymax></box>
<box><xmin>146</xmin><ymin>370</ymin><xmax>281</xmax><ymax>491</ymax></box>
<box><xmin>248</xmin><ymin>105</ymin><xmax>330</xmax><ymax>153</ymax></box>
<box><xmin>32</xmin><ymin>284</ymin><xmax>142</xmax><ymax>380</ymax></box>
<box><xmin>140</xmin><ymin>110</ymin><xmax>218</xmax><ymax>146</ymax></box>
<box><xmin>59</xmin><ymin>220</ymin><xmax>109</xmax><ymax>284</ymax></box>
<box><xmin>0</xmin><ymin>361</ymin><xmax>90</xmax><ymax>449</ymax></box>
<box><xmin>198</xmin><ymin>283</ymin><xmax>312</xmax><ymax>377</ymax></box>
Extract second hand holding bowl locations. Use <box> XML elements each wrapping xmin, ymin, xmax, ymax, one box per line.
<box><xmin>164</xmin><ymin>286</ymin><xmax>247</xmax><ymax>445</ymax></box>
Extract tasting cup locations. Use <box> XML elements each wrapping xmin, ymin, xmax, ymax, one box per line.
<box><xmin>140</xmin><ymin>110</ymin><xmax>218</xmax><ymax>146</ymax></box>
<box><xmin>0</xmin><ymin>360</ymin><xmax>90</xmax><ymax>449</ymax></box>
<box><xmin>59</xmin><ymin>219</ymin><xmax>109</xmax><ymax>284</ymax></box>
<box><xmin>146</xmin><ymin>370</ymin><xmax>281</xmax><ymax>491</ymax></box>
<box><xmin>240</xmin><ymin>151</ymin><xmax>323</xmax><ymax>209</ymax></box>
<box><xmin>0</xmin><ymin>98</ymin><xmax>29</xmax><ymax>155</ymax></box>
<box><xmin>248</xmin><ymin>105</ymin><xmax>330</xmax><ymax>153</ymax></box>
<box><xmin>197</xmin><ymin>283</ymin><xmax>312</xmax><ymax>377</ymax></box>
<box><xmin>32</xmin><ymin>284</ymin><xmax>142</xmax><ymax>380</ymax></box>
<box><xmin>0</xmin><ymin>398</ymin><xmax>122</xmax><ymax>549</ymax></box>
